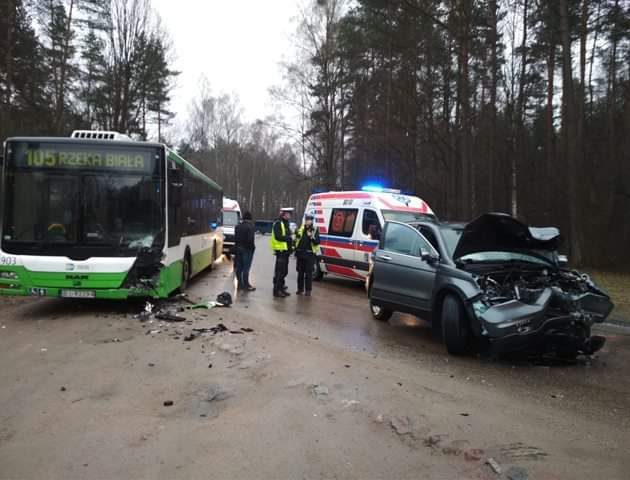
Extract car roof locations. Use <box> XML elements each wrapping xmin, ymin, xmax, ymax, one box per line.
<box><xmin>405</xmin><ymin>219</ymin><xmax>465</xmax><ymax>230</ymax></box>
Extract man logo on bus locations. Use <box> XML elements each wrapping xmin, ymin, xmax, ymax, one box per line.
<box><xmin>65</xmin><ymin>263</ymin><xmax>75</xmax><ymax>271</ymax></box>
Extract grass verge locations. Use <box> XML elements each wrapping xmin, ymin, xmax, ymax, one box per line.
<box><xmin>585</xmin><ymin>270</ymin><xmax>630</xmax><ymax>322</ymax></box>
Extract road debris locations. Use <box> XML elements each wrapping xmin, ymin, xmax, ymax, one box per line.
<box><xmin>464</xmin><ymin>449</ymin><xmax>484</xmax><ymax>461</ymax></box>
<box><xmin>183</xmin><ymin>323</ymin><xmax>229</xmax><ymax>341</ymax></box>
<box><xmin>390</xmin><ymin>416</ymin><xmax>413</xmax><ymax>436</ymax></box>
<box><xmin>60</xmin><ymin>386</ymin><xmax>66</xmax><ymax>392</ymax></box>
<box><xmin>311</xmin><ymin>384</ymin><xmax>329</xmax><ymax>399</ymax></box>
<box><xmin>163</xmin><ymin>400</ymin><xmax>174</xmax><ymax>407</ymax></box>
<box><xmin>486</xmin><ymin>457</ymin><xmax>502</xmax><ymax>475</ymax></box>
<box><xmin>188</xmin><ymin>292</ymin><xmax>233</xmax><ymax>310</ymax></box>
<box><xmin>135</xmin><ymin>302</ymin><xmax>155</xmax><ymax>322</ymax></box>
<box><xmin>155</xmin><ymin>312</ymin><xmax>186</xmax><ymax>322</ymax></box>
<box><xmin>206</xmin><ymin>384</ymin><xmax>231</xmax><ymax>402</ymax></box>
<box><xmin>441</xmin><ymin>445</ymin><xmax>462</xmax><ymax>456</ymax></box>
<box><xmin>193</xmin><ymin>323</ymin><xmax>228</xmax><ymax>335</ymax></box>
<box><xmin>506</xmin><ymin>466</ymin><xmax>529</xmax><ymax>480</ymax></box>
<box><xmin>341</xmin><ymin>399</ymin><xmax>360</xmax><ymax>408</ymax></box>
<box><xmin>424</xmin><ymin>435</ymin><xmax>444</xmax><ymax>447</ymax></box>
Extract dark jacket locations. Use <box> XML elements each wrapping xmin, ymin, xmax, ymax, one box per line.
<box><xmin>235</xmin><ymin>220</ymin><xmax>256</xmax><ymax>251</ymax></box>
<box><xmin>295</xmin><ymin>224</ymin><xmax>320</xmax><ymax>256</ymax></box>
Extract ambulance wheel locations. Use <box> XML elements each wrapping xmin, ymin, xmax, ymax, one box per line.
<box><xmin>312</xmin><ymin>260</ymin><xmax>324</xmax><ymax>281</ymax></box>
<box><xmin>370</xmin><ymin>300</ymin><xmax>392</xmax><ymax>322</ymax></box>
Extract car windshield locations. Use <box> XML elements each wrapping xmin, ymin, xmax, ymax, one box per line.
<box><xmin>383</xmin><ymin>210</ymin><xmax>434</xmax><ymax>223</ymax></box>
<box><xmin>458</xmin><ymin>251</ymin><xmax>553</xmax><ymax>266</ymax></box>
<box><xmin>223</xmin><ymin>211</ymin><xmax>240</xmax><ymax>226</ymax></box>
<box><xmin>439</xmin><ymin>227</ymin><xmax>463</xmax><ymax>258</ymax></box>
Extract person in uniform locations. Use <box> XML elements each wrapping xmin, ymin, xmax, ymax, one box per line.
<box><xmin>294</xmin><ymin>214</ymin><xmax>320</xmax><ymax>296</ymax></box>
<box><xmin>271</xmin><ymin>207</ymin><xmax>294</xmax><ymax>297</ymax></box>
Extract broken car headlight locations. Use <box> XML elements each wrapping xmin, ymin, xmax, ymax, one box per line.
<box><xmin>0</xmin><ymin>271</ymin><xmax>18</xmax><ymax>280</ymax></box>
<box><xmin>472</xmin><ymin>300</ymin><xmax>489</xmax><ymax>317</ymax></box>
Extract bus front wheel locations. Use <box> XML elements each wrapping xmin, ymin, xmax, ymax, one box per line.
<box><xmin>181</xmin><ymin>253</ymin><xmax>191</xmax><ymax>291</ymax></box>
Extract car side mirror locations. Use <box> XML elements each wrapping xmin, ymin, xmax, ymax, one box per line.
<box><xmin>420</xmin><ymin>248</ymin><xmax>439</xmax><ymax>264</ymax></box>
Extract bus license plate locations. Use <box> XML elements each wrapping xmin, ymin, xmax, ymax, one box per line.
<box><xmin>60</xmin><ymin>290</ymin><xmax>95</xmax><ymax>299</ymax></box>
<box><xmin>29</xmin><ymin>288</ymin><xmax>47</xmax><ymax>297</ymax></box>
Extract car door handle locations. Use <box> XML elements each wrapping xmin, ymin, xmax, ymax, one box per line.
<box><xmin>378</xmin><ymin>254</ymin><xmax>392</xmax><ymax>261</ymax></box>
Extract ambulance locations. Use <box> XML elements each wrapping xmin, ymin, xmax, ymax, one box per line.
<box><xmin>304</xmin><ymin>187</ymin><xmax>435</xmax><ymax>281</ymax></box>
<box><xmin>221</xmin><ymin>197</ymin><xmax>241</xmax><ymax>257</ymax></box>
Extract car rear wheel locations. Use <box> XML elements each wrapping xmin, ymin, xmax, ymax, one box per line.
<box><xmin>441</xmin><ymin>294</ymin><xmax>470</xmax><ymax>355</ymax></box>
<box><xmin>370</xmin><ymin>300</ymin><xmax>393</xmax><ymax>322</ymax></box>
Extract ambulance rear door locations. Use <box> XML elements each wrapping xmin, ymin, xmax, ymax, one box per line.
<box><xmin>321</xmin><ymin>205</ymin><xmax>362</xmax><ymax>278</ymax></box>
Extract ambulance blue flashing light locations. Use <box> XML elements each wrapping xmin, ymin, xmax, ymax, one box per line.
<box><xmin>361</xmin><ymin>184</ymin><xmax>402</xmax><ymax>194</ymax></box>
<box><xmin>361</xmin><ymin>184</ymin><xmax>384</xmax><ymax>192</ymax></box>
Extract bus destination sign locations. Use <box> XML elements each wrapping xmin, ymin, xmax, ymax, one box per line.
<box><xmin>10</xmin><ymin>142</ymin><xmax>156</xmax><ymax>173</ymax></box>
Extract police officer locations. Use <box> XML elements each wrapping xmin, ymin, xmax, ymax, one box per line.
<box><xmin>271</xmin><ymin>208</ymin><xmax>294</xmax><ymax>297</ymax></box>
<box><xmin>294</xmin><ymin>214</ymin><xmax>320</xmax><ymax>296</ymax></box>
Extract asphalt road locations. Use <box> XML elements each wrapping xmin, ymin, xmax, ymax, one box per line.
<box><xmin>0</xmin><ymin>236</ymin><xmax>628</xmax><ymax>479</ymax></box>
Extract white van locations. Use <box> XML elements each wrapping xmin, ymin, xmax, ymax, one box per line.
<box><xmin>221</xmin><ymin>197</ymin><xmax>241</xmax><ymax>256</ymax></box>
<box><xmin>304</xmin><ymin>187</ymin><xmax>435</xmax><ymax>281</ymax></box>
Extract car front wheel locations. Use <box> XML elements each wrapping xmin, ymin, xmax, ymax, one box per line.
<box><xmin>441</xmin><ymin>294</ymin><xmax>470</xmax><ymax>355</ymax></box>
<box><xmin>370</xmin><ymin>300</ymin><xmax>393</xmax><ymax>322</ymax></box>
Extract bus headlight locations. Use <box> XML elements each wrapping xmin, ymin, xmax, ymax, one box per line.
<box><xmin>0</xmin><ymin>271</ymin><xmax>18</xmax><ymax>280</ymax></box>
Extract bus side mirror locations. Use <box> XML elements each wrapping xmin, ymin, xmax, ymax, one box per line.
<box><xmin>169</xmin><ymin>169</ymin><xmax>183</xmax><ymax>207</ymax></box>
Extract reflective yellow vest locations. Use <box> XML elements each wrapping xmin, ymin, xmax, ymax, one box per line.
<box><xmin>270</xmin><ymin>220</ymin><xmax>289</xmax><ymax>252</ymax></box>
<box><xmin>295</xmin><ymin>225</ymin><xmax>320</xmax><ymax>255</ymax></box>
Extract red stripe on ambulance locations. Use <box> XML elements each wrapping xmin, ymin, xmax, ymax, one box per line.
<box><xmin>326</xmin><ymin>265</ymin><xmax>363</xmax><ymax>280</ymax></box>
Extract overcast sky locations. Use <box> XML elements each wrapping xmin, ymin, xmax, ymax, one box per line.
<box><xmin>152</xmin><ymin>0</ymin><xmax>300</xmax><ymax>129</ymax></box>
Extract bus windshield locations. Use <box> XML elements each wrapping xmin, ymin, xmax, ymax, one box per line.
<box><xmin>2</xmin><ymin>141</ymin><xmax>164</xmax><ymax>256</ymax></box>
<box><xmin>222</xmin><ymin>210</ymin><xmax>240</xmax><ymax>226</ymax></box>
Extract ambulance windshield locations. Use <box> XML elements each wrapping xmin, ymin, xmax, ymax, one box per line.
<box><xmin>383</xmin><ymin>210</ymin><xmax>434</xmax><ymax>223</ymax></box>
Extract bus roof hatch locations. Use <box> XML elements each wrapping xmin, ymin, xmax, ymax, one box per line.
<box><xmin>70</xmin><ymin>130</ymin><xmax>132</xmax><ymax>141</ymax></box>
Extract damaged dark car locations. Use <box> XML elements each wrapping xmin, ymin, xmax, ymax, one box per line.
<box><xmin>367</xmin><ymin>213</ymin><xmax>614</xmax><ymax>357</ymax></box>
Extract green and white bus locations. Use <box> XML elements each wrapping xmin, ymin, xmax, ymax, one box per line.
<box><xmin>0</xmin><ymin>131</ymin><xmax>224</xmax><ymax>299</ymax></box>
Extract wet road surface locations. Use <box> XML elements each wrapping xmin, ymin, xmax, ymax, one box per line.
<box><xmin>223</xmin><ymin>238</ymin><xmax>630</xmax><ymax>425</ymax></box>
<box><xmin>0</xmin><ymin>235</ymin><xmax>628</xmax><ymax>479</ymax></box>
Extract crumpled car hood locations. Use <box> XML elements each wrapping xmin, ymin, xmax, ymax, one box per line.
<box><xmin>452</xmin><ymin>212</ymin><xmax>560</xmax><ymax>260</ymax></box>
